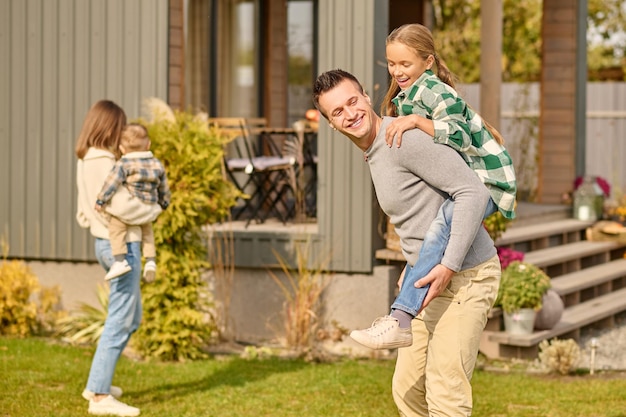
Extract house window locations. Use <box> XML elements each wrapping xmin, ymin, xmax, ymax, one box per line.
<box><xmin>223</xmin><ymin>0</ymin><xmax>259</xmax><ymax>118</ymax></box>
<box><xmin>287</xmin><ymin>0</ymin><xmax>316</xmax><ymax>125</ymax></box>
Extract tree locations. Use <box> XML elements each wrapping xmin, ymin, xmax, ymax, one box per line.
<box><xmin>430</xmin><ymin>0</ymin><xmax>623</xmax><ymax>82</ymax></box>
<box><xmin>431</xmin><ymin>0</ymin><xmax>541</xmax><ymax>83</ymax></box>
<box><xmin>587</xmin><ymin>0</ymin><xmax>626</xmax><ymax>80</ymax></box>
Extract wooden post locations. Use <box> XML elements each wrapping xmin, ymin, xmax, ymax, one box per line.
<box><xmin>480</xmin><ymin>0</ymin><xmax>503</xmax><ymax>130</ymax></box>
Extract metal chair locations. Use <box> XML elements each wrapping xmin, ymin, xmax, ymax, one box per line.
<box><xmin>209</xmin><ymin>117</ymin><xmax>296</xmax><ymax>226</ymax></box>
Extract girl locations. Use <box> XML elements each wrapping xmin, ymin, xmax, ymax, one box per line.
<box><xmin>76</xmin><ymin>100</ymin><xmax>154</xmax><ymax>416</ymax></box>
<box><xmin>350</xmin><ymin>23</ymin><xmax>516</xmax><ymax>350</ymax></box>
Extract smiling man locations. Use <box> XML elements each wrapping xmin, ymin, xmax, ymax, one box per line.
<box><xmin>313</xmin><ymin>69</ymin><xmax>501</xmax><ymax>417</ymax></box>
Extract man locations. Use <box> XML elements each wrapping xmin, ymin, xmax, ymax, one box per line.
<box><xmin>313</xmin><ymin>69</ymin><xmax>501</xmax><ymax>417</ymax></box>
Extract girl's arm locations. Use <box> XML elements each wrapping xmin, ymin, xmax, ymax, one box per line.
<box><xmin>384</xmin><ymin>114</ymin><xmax>434</xmax><ymax>147</ymax></box>
<box><xmin>386</xmin><ymin>83</ymin><xmax>473</xmax><ymax>151</ymax></box>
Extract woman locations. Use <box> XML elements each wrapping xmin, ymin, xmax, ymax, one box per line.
<box><xmin>75</xmin><ymin>99</ymin><xmax>155</xmax><ymax>417</ymax></box>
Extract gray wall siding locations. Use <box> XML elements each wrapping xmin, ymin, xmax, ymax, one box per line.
<box><xmin>317</xmin><ymin>0</ymin><xmax>388</xmax><ymax>273</ymax></box>
<box><xmin>0</xmin><ymin>0</ymin><xmax>168</xmax><ymax>261</ymax></box>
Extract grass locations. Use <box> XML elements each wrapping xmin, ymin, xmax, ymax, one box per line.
<box><xmin>2</xmin><ymin>337</ymin><xmax>626</xmax><ymax>417</ymax></box>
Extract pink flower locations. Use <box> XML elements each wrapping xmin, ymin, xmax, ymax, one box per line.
<box><xmin>497</xmin><ymin>247</ymin><xmax>525</xmax><ymax>269</ymax></box>
<box><xmin>573</xmin><ymin>176</ymin><xmax>611</xmax><ymax>198</ymax></box>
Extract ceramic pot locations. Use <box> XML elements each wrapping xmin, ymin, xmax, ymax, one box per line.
<box><xmin>534</xmin><ymin>289</ymin><xmax>564</xmax><ymax>330</ymax></box>
<box><xmin>503</xmin><ymin>308</ymin><xmax>537</xmax><ymax>335</ymax></box>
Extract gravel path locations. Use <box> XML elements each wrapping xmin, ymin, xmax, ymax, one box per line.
<box><xmin>577</xmin><ymin>316</ymin><xmax>626</xmax><ymax>371</ymax></box>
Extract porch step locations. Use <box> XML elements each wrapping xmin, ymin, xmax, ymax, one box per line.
<box><xmin>496</xmin><ymin>218</ymin><xmax>593</xmax><ymax>249</ymax></box>
<box><xmin>481</xmin><ymin>214</ymin><xmax>626</xmax><ymax>360</ymax></box>
<box><xmin>486</xmin><ymin>287</ymin><xmax>626</xmax><ymax>348</ymax></box>
<box><xmin>524</xmin><ymin>240</ymin><xmax>623</xmax><ymax>270</ymax></box>
<box><xmin>550</xmin><ymin>258</ymin><xmax>626</xmax><ymax>304</ymax></box>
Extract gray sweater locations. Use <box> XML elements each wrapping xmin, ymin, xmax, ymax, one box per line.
<box><xmin>365</xmin><ymin>117</ymin><xmax>496</xmax><ymax>272</ymax></box>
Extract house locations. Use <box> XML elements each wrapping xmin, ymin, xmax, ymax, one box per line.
<box><xmin>0</xmin><ymin>0</ymin><xmax>597</xmax><ymax>343</ymax></box>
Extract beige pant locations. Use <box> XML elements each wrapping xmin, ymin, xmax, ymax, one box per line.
<box><xmin>108</xmin><ymin>216</ymin><xmax>156</xmax><ymax>259</ymax></box>
<box><xmin>392</xmin><ymin>255</ymin><xmax>501</xmax><ymax>417</ymax></box>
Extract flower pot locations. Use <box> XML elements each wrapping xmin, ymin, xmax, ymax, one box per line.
<box><xmin>503</xmin><ymin>308</ymin><xmax>537</xmax><ymax>335</ymax></box>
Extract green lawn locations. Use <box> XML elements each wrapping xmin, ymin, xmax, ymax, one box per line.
<box><xmin>2</xmin><ymin>337</ymin><xmax>625</xmax><ymax>417</ymax></box>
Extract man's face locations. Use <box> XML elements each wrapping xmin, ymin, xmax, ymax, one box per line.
<box><xmin>317</xmin><ymin>79</ymin><xmax>376</xmax><ymax>144</ymax></box>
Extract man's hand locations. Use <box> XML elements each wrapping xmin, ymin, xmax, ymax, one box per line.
<box><xmin>415</xmin><ymin>264</ymin><xmax>455</xmax><ymax>313</ymax></box>
<box><xmin>94</xmin><ymin>204</ymin><xmax>103</xmax><ymax>213</ymax></box>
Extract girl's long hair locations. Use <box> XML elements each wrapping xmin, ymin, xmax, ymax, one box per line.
<box><xmin>382</xmin><ymin>24</ymin><xmax>504</xmax><ymax>145</ymax></box>
<box><xmin>75</xmin><ymin>100</ymin><xmax>127</xmax><ymax>159</ymax></box>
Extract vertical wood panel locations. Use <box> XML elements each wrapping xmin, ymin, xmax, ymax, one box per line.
<box><xmin>10</xmin><ymin>0</ymin><xmax>27</xmax><ymax>256</ymax></box>
<box><xmin>26</xmin><ymin>0</ymin><xmax>44</xmax><ymax>257</ymax></box>
<box><xmin>0</xmin><ymin>0</ymin><xmax>10</xmax><ymax>241</ymax></box>
<box><xmin>2</xmin><ymin>0</ymin><xmax>168</xmax><ymax>261</ymax></box>
<box><xmin>41</xmin><ymin>0</ymin><xmax>59</xmax><ymax>258</ymax></box>
<box><xmin>538</xmin><ymin>0</ymin><xmax>579</xmax><ymax>204</ymax></box>
<box><xmin>57</xmin><ymin>0</ymin><xmax>76</xmax><ymax>258</ymax></box>
<box><xmin>317</xmin><ymin>0</ymin><xmax>383</xmax><ymax>272</ymax></box>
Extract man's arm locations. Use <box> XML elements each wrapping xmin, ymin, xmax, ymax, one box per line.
<box><xmin>401</xmin><ymin>130</ymin><xmax>491</xmax><ymax>272</ymax></box>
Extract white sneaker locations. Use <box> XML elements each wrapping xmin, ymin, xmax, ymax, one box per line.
<box><xmin>82</xmin><ymin>385</ymin><xmax>123</xmax><ymax>401</ymax></box>
<box><xmin>350</xmin><ymin>316</ymin><xmax>413</xmax><ymax>349</ymax></box>
<box><xmin>105</xmin><ymin>260</ymin><xmax>132</xmax><ymax>281</ymax></box>
<box><xmin>88</xmin><ymin>395</ymin><xmax>140</xmax><ymax>416</ymax></box>
<box><xmin>143</xmin><ymin>260</ymin><xmax>157</xmax><ymax>283</ymax></box>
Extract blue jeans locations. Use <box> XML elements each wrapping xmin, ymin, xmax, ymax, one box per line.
<box><xmin>391</xmin><ymin>198</ymin><xmax>497</xmax><ymax>316</ymax></box>
<box><xmin>86</xmin><ymin>239</ymin><xmax>142</xmax><ymax>394</ymax></box>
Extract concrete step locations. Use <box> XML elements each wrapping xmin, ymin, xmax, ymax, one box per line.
<box><xmin>496</xmin><ymin>218</ymin><xmax>593</xmax><ymax>248</ymax></box>
<box><xmin>486</xmin><ymin>286</ymin><xmax>626</xmax><ymax>348</ymax></box>
<box><xmin>523</xmin><ymin>240</ymin><xmax>623</xmax><ymax>270</ymax></box>
<box><xmin>550</xmin><ymin>258</ymin><xmax>626</xmax><ymax>299</ymax></box>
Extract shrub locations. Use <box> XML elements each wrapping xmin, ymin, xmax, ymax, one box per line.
<box><xmin>495</xmin><ymin>261</ymin><xmax>551</xmax><ymax>313</ymax></box>
<box><xmin>57</xmin><ymin>283</ymin><xmax>108</xmax><ymax>345</ymax></box>
<box><xmin>483</xmin><ymin>211</ymin><xmax>510</xmax><ymax>242</ymax></box>
<box><xmin>538</xmin><ymin>338</ymin><xmax>581</xmax><ymax>375</ymax></box>
<box><xmin>0</xmin><ymin>242</ymin><xmax>64</xmax><ymax>336</ymax></box>
<box><xmin>131</xmin><ymin>99</ymin><xmax>243</xmax><ymax>361</ymax></box>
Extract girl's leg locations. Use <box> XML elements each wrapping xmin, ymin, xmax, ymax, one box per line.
<box><xmin>391</xmin><ymin>198</ymin><xmax>454</xmax><ymax>316</ymax></box>
<box><xmin>392</xmin><ymin>197</ymin><xmax>497</xmax><ymax>317</ymax></box>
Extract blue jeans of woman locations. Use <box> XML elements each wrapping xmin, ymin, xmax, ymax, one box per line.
<box><xmin>86</xmin><ymin>238</ymin><xmax>142</xmax><ymax>394</ymax></box>
<box><xmin>391</xmin><ymin>198</ymin><xmax>497</xmax><ymax>316</ymax></box>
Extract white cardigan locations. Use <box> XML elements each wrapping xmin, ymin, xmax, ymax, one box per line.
<box><xmin>76</xmin><ymin>148</ymin><xmax>160</xmax><ymax>241</ymax></box>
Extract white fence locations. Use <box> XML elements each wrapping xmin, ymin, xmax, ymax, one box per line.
<box><xmin>460</xmin><ymin>82</ymin><xmax>626</xmax><ymax>200</ymax></box>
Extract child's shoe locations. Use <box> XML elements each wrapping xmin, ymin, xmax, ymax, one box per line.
<box><xmin>143</xmin><ymin>260</ymin><xmax>157</xmax><ymax>283</ymax></box>
<box><xmin>350</xmin><ymin>316</ymin><xmax>412</xmax><ymax>349</ymax></box>
<box><xmin>105</xmin><ymin>260</ymin><xmax>132</xmax><ymax>281</ymax></box>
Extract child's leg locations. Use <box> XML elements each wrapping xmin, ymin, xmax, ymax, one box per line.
<box><xmin>391</xmin><ymin>198</ymin><xmax>455</xmax><ymax>318</ymax></box>
<box><xmin>484</xmin><ymin>198</ymin><xmax>498</xmax><ymax>219</ymax></box>
<box><xmin>140</xmin><ymin>223</ymin><xmax>156</xmax><ymax>260</ymax></box>
<box><xmin>104</xmin><ymin>217</ymin><xmax>132</xmax><ymax>280</ymax></box>
<box><xmin>108</xmin><ymin>217</ymin><xmax>129</xmax><ymax>262</ymax></box>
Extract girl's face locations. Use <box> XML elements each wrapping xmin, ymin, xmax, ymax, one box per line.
<box><xmin>386</xmin><ymin>41</ymin><xmax>433</xmax><ymax>90</ymax></box>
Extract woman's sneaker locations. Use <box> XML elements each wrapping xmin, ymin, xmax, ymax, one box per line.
<box><xmin>105</xmin><ymin>260</ymin><xmax>132</xmax><ymax>281</ymax></box>
<box><xmin>82</xmin><ymin>385</ymin><xmax>123</xmax><ymax>401</ymax></box>
<box><xmin>88</xmin><ymin>395</ymin><xmax>139</xmax><ymax>416</ymax></box>
<box><xmin>350</xmin><ymin>316</ymin><xmax>412</xmax><ymax>349</ymax></box>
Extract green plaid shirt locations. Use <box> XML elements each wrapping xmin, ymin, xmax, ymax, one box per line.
<box><xmin>392</xmin><ymin>70</ymin><xmax>517</xmax><ymax>219</ymax></box>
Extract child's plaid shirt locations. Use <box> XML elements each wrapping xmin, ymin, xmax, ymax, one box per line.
<box><xmin>392</xmin><ymin>70</ymin><xmax>517</xmax><ymax>219</ymax></box>
<box><xmin>96</xmin><ymin>151</ymin><xmax>171</xmax><ymax>210</ymax></box>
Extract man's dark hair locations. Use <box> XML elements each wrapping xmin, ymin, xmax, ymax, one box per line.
<box><xmin>312</xmin><ymin>69</ymin><xmax>364</xmax><ymax>118</ymax></box>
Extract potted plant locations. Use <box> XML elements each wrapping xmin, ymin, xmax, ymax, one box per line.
<box><xmin>495</xmin><ymin>261</ymin><xmax>552</xmax><ymax>335</ymax></box>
